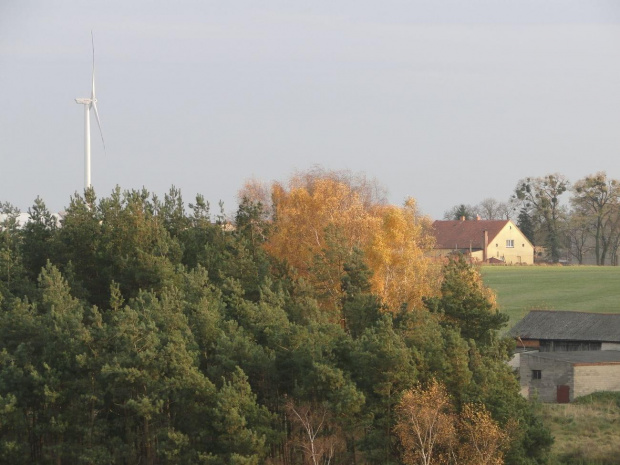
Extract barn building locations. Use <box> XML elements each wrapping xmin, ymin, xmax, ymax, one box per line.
<box><xmin>510</xmin><ymin>310</ymin><xmax>620</xmax><ymax>403</ymax></box>
<box><xmin>519</xmin><ymin>351</ymin><xmax>620</xmax><ymax>403</ymax></box>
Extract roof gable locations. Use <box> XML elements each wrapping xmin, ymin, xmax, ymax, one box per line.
<box><xmin>509</xmin><ymin>310</ymin><xmax>620</xmax><ymax>343</ymax></box>
<box><xmin>432</xmin><ymin>219</ymin><xmax>510</xmax><ymax>250</ymax></box>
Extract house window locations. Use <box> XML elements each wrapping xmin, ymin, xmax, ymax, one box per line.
<box><xmin>506</xmin><ymin>239</ymin><xmax>514</xmax><ymax>248</ymax></box>
<box><xmin>532</xmin><ymin>370</ymin><xmax>542</xmax><ymax>380</ymax></box>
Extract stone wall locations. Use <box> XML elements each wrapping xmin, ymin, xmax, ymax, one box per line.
<box><xmin>521</xmin><ymin>354</ymin><xmax>620</xmax><ymax>402</ymax></box>
<box><xmin>520</xmin><ymin>354</ymin><xmax>573</xmax><ymax>403</ymax></box>
<box><xmin>573</xmin><ymin>364</ymin><xmax>620</xmax><ymax>399</ymax></box>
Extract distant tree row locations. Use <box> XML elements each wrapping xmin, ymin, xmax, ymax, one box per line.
<box><xmin>444</xmin><ymin>172</ymin><xmax>620</xmax><ymax>265</ymax></box>
<box><xmin>443</xmin><ymin>198</ymin><xmax>512</xmax><ymax>223</ymax></box>
<box><xmin>0</xmin><ymin>171</ymin><xmax>551</xmax><ymax>464</ymax></box>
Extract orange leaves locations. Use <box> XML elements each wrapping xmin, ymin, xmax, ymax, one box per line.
<box><xmin>263</xmin><ymin>171</ymin><xmax>438</xmax><ymax>313</ymax></box>
<box><xmin>268</xmin><ymin>177</ymin><xmax>376</xmax><ymax>269</ymax></box>
<box><xmin>265</xmin><ymin>176</ymin><xmax>379</xmax><ymax>314</ymax></box>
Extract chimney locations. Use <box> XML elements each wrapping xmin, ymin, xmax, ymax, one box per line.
<box><xmin>483</xmin><ymin>229</ymin><xmax>488</xmax><ymax>262</ymax></box>
<box><xmin>461</xmin><ymin>216</ymin><xmax>465</xmax><ymax>221</ymax></box>
<box><xmin>476</xmin><ymin>214</ymin><xmax>480</xmax><ymax>221</ymax></box>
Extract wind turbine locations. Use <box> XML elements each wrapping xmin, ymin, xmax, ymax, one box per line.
<box><xmin>75</xmin><ymin>32</ymin><xmax>105</xmax><ymax>190</ymax></box>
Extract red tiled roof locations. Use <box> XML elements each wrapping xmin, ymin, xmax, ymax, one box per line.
<box><xmin>432</xmin><ymin>220</ymin><xmax>509</xmax><ymax>250</ymax></box>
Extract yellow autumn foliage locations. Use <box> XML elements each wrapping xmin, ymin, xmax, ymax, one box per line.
<box><xmin>365</xmin><ymin>199</ymin><xmax>438</xmax><ymax>311</ymax></box>
<box><xmin>395</xmin><ymin>380</ymin><xmax>456</xmax><ymax>465</ymax></box>
<box><xmin>262</xmin><ymin>170</ymin><xmax>439</xmax><ymax>312</ymax></box>
<box><xmin>395</xmin><ymin>381</ymin><xmax>512</xmax><ymax>465</ymax></box>
<box><xmin>458</xmin><ymin>403</ymin><xmax>510</xmax><ymax>465</ymax></box>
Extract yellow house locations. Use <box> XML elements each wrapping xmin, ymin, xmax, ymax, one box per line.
<box><xmin>432</xmin><ymin>219</ymin><xmax>534</xmax><ymax>264</ymax></box>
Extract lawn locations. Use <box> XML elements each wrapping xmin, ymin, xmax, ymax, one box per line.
<box><xmin>479</xmin><ymin>266</ymin><xmax>620</xmax><ymax>328</ymax></box>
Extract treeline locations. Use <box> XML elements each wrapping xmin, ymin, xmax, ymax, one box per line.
<box><xmin>0</xmin><ymin>172</ymin><xmax>551</xmax><ymax>464</ymax></box>
<box><xmin>445</xmin><ymin>172</ymin><xmax>620</xmax><ymax>265</ymax></box>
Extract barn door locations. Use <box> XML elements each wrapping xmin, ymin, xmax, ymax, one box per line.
<box><xmin>557</xmin><ymin>385</ymin><xmax>570</xmax><ymax>403</ymax></box>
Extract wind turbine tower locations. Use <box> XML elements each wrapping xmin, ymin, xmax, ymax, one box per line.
<box><xmin>75</xmin><ymin>32</ymin><xmax>105</xmax><ymax>190</ymax></box>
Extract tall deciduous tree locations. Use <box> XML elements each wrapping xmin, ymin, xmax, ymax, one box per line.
<box><xmin>457</xmin><ymin>403</ymin><xmax>510</xmax><ymax>465</ymax></box>
<box><xmin>564</xmin><ymin>212</ymin><xmax>592</xmax><ymax>264</ymax></box>
<box><xmin>477</xmin><ymin>198</ymin><xmax>511</xmax><ymax>221</ymax></box>
<box><xmin>571</xmin><ymin>172</ymin><xmax>620</xmax><ymax>265</ymax></box>
<box><xmin>514</xmin><ymin>174</ymin><xmax>568</xmax><ymax>263</ymax></box>
<box><xmin>365</xmin><ymin>199</ymin><xmax>438</xmax><ymax>312</ymax></box>
<box><xmin>394</xmin><ymin>379</ymin><xmax>456</xmax><ymax>465</ymax></box>
<box><xmin>267</xmin><ymin>174</ymin><xmax>379</xmax><ymax>277</ymax></box>
<box><xmin>604</xmin><ymin>208</ymin><xmax>620</xmax><ymax>266</ymax></box>
<box><xmin>265</xmin><ymin>171</ymin><xmax>437</xmax><ymax>313</ymax></box>
<box><xmin>285</xmin><ymin>400</ymin><xmax>345</xmax><ymax>465</ymax></box>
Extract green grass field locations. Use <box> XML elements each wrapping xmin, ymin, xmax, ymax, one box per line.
<box><xmin>479</xmin><ymin>266</ymin><xmax>620</xmax><ymax>328</ymax></box>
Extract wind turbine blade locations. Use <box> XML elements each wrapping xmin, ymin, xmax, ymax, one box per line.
<box><xmin>91</xmin><ymin>31</ymin><xmax>96</xmax><ymax>98</ymax></box>
<box><xmin>92</xmin><ymin>102</ymin><xmax>106</xmax><ymax>153</ymax></box>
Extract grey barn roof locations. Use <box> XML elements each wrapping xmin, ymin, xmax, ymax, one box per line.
<box><xmin>509</xmin><ymin>310</ymin><xmax>620</xmax><ymax>343</ymax></box>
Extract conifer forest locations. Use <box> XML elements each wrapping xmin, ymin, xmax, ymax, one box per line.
<box><xmin>0</xmin><ymin>172</ymin><xmax>552</xmax><ymax>464</ymax></box>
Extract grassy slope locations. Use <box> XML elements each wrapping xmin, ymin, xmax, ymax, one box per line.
<box><xmin>543</xmin><ymin>392</ymin><xmax>620</xmax><ymax>465</ymax></box>
<box><xmin>479</xmin><ymin>266</ymin><xmax>620</xmax><ymax>327</ymax></box>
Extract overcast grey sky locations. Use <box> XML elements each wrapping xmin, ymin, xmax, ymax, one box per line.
<box><xmin>2</xmin><ymin>1</ymin><xmax>620</xmax><ymax>219</ymax></box>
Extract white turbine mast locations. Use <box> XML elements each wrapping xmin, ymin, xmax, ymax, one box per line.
<box><xmin>75</xmin><ymin>31</ymin><xmax>105</xmax><ymax>190</ymax></box>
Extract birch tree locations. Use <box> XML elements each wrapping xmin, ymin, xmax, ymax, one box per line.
<box><xmin>394</xmin><ymin>380</ymin><xmax>456</xmax><ymax>465</ymax></box>
<box><xmin>458</xmin><ymin>404</ymin><xmax>510</xmax><ymax>465</ymax></box>
<box><xmin>265</xmin><ymin>170</ymin><xmax>437</xmax><ymax>313</ymax></box>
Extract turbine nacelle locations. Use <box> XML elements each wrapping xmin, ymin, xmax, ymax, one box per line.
<box><xmin>75</xmin><ymin>97</ymin><xmax>92</xmax><ymax>105</ymax></box>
